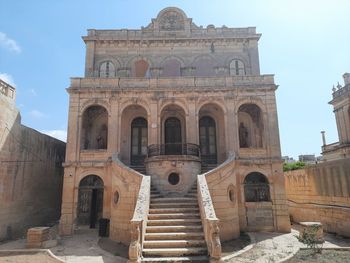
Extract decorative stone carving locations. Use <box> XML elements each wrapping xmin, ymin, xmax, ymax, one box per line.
<box><xmin>128</xmin><ymin>222</ymin><xmax>141</xmax><ymax>263</ymax></box>
<box><xmin>208</xmin><ymin>220</ymin><xmax>222</xmax><ymax>261</ymax></box>
<box><xmin>159</xmin><ymin>11</ymin><xmax>185</xmax><ymax>31</ymax></box>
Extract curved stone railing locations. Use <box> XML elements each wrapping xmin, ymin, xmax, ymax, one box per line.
<box><xmin>128</xmin><ymin>175</ymin><xmax>150</xmax><ymax>263</ymax></box>
<box><xmin>200</xmin><ymin>151</ymin><xmax>235</xmax><ymax>178</ymax></box>
<box><xmin>197</xmin><ymin>174</ymin><xmax>221</xmax><ymax>262</ymax></box>
<box><xmin>112</xmin><ymin>152</ymin><xmax>145</xmax><ymax>177</ymax></box>
<box><xmin>197</xmin><ymin>152</ymin><xmax>236</xmax><ymax>262</ymax></box>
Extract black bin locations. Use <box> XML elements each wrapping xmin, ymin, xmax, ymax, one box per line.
<box><xmin>98</xmin><ymin>218</ymin><xmax>110</xmax><ymax>237</ymax></box>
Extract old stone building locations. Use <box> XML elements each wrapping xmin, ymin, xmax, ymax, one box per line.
<box><xmin>322</xmin><ymin>72</ymin><xmax>350</xmax><ymax>161</ymax></box>
<box><xmin>0</xmin><ymin>79</ymin><xmax>66</xmax><ymax>241</ymax></box>
<box><xmin>285</xmin><ymin>73</ymin><xmax>350</xmax><ymax>237</ymax></box>
<box><xmin>60</xmin><ymin>7</ymin><xmax>290</xmax><ymax>261</ymax></box>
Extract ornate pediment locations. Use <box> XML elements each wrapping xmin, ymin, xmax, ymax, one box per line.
<box><xmin>159</xmin><ymin>10</ymin><xmax>185</xmax><ymax>31</ymax></box>
<box><xmin>143</xmin><ymin>7</ymin><xmax>196</xmax><ymax>34</ymax></box>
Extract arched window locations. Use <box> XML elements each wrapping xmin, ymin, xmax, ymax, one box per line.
<box><xmin>131</xmin><ymin>117</ymin><xmax>148</xmax><ymax>165</ymax></box>
<box><xmin>99</xmin><ymin>61</ymin><xmax>115</xmax><ymax>78</ymax></box>
<box><xmin>238</xmin><ymin>104</ymin><xmax>263</xmax><ymax>148</ymax></box>
<box><xmin>229</xmin><ymin>60</ymin><xmax>245</xmax><ymax>76</ymax></box>
<box><xmin>78</xmin><ymin>175</ymin><xmax>104</xmax><ymax>227</ymax></box>
<box><xmin>134</xmin><ymin>59</ymin><xmax>149</xmax><ymax>77</ymax></box>
<box><xmin>164</xmin><ymin>117</ymin><xmax>182</xmax><ymax>154</ymax></box>
<box><xmin>161</xmin><ymin>59</ymin><xmax>181</xmax><ymax>77</ymax></box>
<box><xmin>199</xmin><ymin>116</ymin><xmax>217</xmax><ymax>164</ymax></box>
<box><xmin>244</xmin><ymin>172</ymin><xmax>270</xmax><ymax>202</ymax></box>
<box><xmin>81</xmin><ymin>106</ymin><xmax>108</xmax><ymax>150</ymax></box>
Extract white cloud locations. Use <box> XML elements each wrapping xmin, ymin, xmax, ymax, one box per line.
<box><xmin>0</xmin><ymin>73</ymin><xmax>16</xmax><ymax>86</ymax></box>
<box><xmin>0</xmin><ymin>32</ymin><xmax>21</xmax><ymax>53</ymax></box>
<box><xmin>41</xmin><ymin>130</ymin><xmax>67</xmax><ymax>142</ymax></box>
<box><xmin>29</xmin><ymin>89</ymin><xmax>37</xmax><ymax>96</ymax></box>
<box><xmin>28</xmin><ymin>109</ymin><xmax>46</xmax><ymax>119</ymax></box>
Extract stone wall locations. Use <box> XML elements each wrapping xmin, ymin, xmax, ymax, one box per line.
<box><xmin>285</xmin><ymin>158</ymin><xmax>350</xmax><ymax>237</ymax></box>
<box><xmin>0</xmin><ymin>82</ymin><xmax>66</xmax><ymax>241</ymax></box>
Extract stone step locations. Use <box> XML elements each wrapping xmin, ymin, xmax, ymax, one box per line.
<box><xmin>149</xmin><ymin>208</ymin><xmax>199</xmax><ymax>214</ymax></box>
<box><xmin>148</xmin><ymin>213</ymin><xmax>200</xmax><ymax>220</ymax></box>
<box><xmin>143</xmin><ymin>247</ymin><xmax>207</xmax><ymax>257</ymax></box>
<box><xmin>146</xmin><ymin>225</ymin><xmax>203</xmax><ymax>233</ymax></box>
<box><xmin>145</xmin><ymin>232</ymin><xmax>205</xmax><ymax>240</ymax></box>
<box><xmin>143</xmin><ymin>239</ymin><xmax>206</xmax><ymax>248</ymax></box>
<box><xmin>150</xmin><ymin>202</ymin><xmax>198</xmax><ymax>208</ymax></box>
<box><xmin>184</xmin><ymin>194</ymin><xmax>197</xmax><ymax>198</ymax></box>
<box><xmin>151</xmin><ymin>197</ymin><xmax>197</xmax><ymax>203</ymax></box>
<box><xmin>141</xmin><ymin>256</ymin><xmax>209</xmax><ymax>262</ymax></box>
<box><xmin>151</xmin><ymin>194</ymin><xmax>163</xmax><ymax>198</ymax></box>
<box><xmin>147</xmin><ymin>219</ymin><xmax>202</xmax><ymax>226</ymax></box>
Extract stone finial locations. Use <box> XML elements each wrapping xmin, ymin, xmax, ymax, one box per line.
<box><xmin>343</xmin><ymin>72</ymin><xmax>350</xmax><ymax>85</ymax></box>
<box><xmin>332</xmin><ymin>85</ymin><xmax>336</xmax><ymax>92</ymax></box>
<box><xmin>337</xmin><ymin>82</ymin><xmax>342</xmax><ymax>89</ymax></box>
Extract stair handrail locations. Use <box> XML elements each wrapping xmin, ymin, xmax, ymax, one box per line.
<box><xmin>200</xmin><ymin>151</ymin><xmax>235</xmax><ymax>177</ymax></box>
<box><xmin>197</xmin><ymin>174</ymin><xmax>222</xmax><ymax>262</ymax></box>
<box><xmin>111</xmin><ymin>152</ymin><xmax>145</xmax><ymax>177</ymax></box>
<box><xmin>128</xmin><ymin>175</ymin><xmax>150</xmax><ymax>263</ymax></box>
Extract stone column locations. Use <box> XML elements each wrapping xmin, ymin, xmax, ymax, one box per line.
<box><xmin>186</xmin><ymin>100</ymin><xmax>198</xmax><ymax>144</ymax></box>
<box><xmin>59</xmin><ymin>167</ymin><xmax>76</xmax><ymax>236</ymax></box>
<box><xmin>84</xmin><ymin>41</ymin><xmax>95</xmax><ymax>77</ymax></box>
<box><xmin>225</xmin><ymin>100</ymin><xmax>237</xmax><ymax>153</ymax></box>
<box><xmin>149</xmin><ymin>101</ymin><xmax>159</xmax><ymax>145</ymax></box>
<box><xmin>108</xmin><ymin>98</ymin><xmax>119</xmax><ymax>155</ymax></box>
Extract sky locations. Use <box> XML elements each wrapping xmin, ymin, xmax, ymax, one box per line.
<box><xmin>1</xmin><ymin>0</ymin><xmax>349</xmax><ymax>159</ymax></box>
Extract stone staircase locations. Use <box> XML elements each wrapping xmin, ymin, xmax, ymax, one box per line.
<box><xmin>130</xmin><ymin>164</ymin><xmax>147</xmax><ymax>174</ymax></box>
<box><xmin>142</xmin><ymin>185</ymin><xmax>208</xmax><ymax>262</ymax></box>
<box><xmin>201</xmin><ymin>163</ymin><xmax>217</xmax><ymax>174</ymax></box>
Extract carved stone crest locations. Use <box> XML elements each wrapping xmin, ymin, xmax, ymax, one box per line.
<box><xmin>159</xmin><ymin>11</ymin><xmax>185</xmax><ymax>31</ymax></box>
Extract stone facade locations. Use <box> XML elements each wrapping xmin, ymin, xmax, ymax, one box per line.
<box><xmin>0</xmin><ymin>79</ymin><xmax>66</xmax><ymax>241</ymax></box>
<box><xmin>322</xmin><ymin>73</ymin><xmax>350</xmax><ymax>161</ymax></box>
<box><xmin>60</xmin><ymin>7</ymin><xmax>290</xmax><ymax>245</ymax></box>
<box><xmin>285</xmin><ymin>72</ymin><xmax>350</xmax><ymax>237</ymax></box>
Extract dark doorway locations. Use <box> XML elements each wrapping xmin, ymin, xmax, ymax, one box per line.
<box><xmin>131</xmin><ymin>117</ymin><xmax>148</xmax><ymax>165</ymax></box>
<box><xmin>199</xmin><ymin>116</ymin><xmax>217</xmax><ymax>164</ymax></box>
<box><xmin>78</xmin><ymin>175</ymin><xmax>104</xmax><ymax>228</ymax></box>
<box><xmin>164</xmin><ymin>117</ymin><xmax>182</xmax><ymax>154</ymax></box>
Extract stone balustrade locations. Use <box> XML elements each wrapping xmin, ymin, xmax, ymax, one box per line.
<box><xmin>0</xmin><ymin>79</ymin><xmax>15</xmax><ymax>100</ymax></box>
<box><xmin>69</xmin><ymin>75</ymin><xmax>276</xmax><ymax>91</ymax></box>
<box><xmin>197</xmin><ymin>174</ymin><xmax>222</xmax><ymax>262</ymax></box>
<box><xmin>128</xmin><ymin>175</ymin><xmax>150</xmax><ymax>263</ymax></box>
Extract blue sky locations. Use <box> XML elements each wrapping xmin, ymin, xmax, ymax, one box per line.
<box><xmin>1</xmin><ymin>0</ymin><xmax>349</xmax><ymax>159</ymax></box>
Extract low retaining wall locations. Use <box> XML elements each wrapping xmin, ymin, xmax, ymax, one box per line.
<box><xmin>284</xmin><ymin>158</ymin><xmax>350</xmax><ymax>237</ymax></box>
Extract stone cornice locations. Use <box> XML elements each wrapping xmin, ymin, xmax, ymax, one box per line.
<box><xmin>67</xmin><ymin>76</ymin><xmax>277</xmax><ymax>94</ymax></box>
<box><xmin>83</xmin><ymin>27</ymin><xmax>261</xmax><ymax>43</ymax></box>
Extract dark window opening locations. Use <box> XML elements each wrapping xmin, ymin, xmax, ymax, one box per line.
<box><xmin>168</xmin><ymin>173</ymin><xmax>180</xmax><ymax>185</ymax></box>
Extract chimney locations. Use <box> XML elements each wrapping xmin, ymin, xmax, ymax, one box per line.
<box><xmin>321</xmin><ymin>131</ymin><xmax>326</xmax><ymax>146</ymax></box>
<box><xmin>343</xmin><ymin>72</ymin><xmax>350</xmax><ymax>85</ymax></box>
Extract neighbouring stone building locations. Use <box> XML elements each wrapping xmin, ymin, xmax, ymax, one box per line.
<box><xmin>60</xmin><ymin>7</ymin><xmax>290</xmax><ymax>261</ymax></box>
<box><xmin>0</xmin><ymin>79</ymin><xmax>66</xmax><ymax>241</ymax></box>
<box><xmin>285</xmin><ymin>73</ymin><xmax>350</xmax><ymax>237</ymax></box>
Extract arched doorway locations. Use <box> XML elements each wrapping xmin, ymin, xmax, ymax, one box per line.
<box><xmin>165</xmin><ymin>117</ymin><xmax>182</xmax><ymax>154</ymax></box>
<box><xmin>199</xmin><ymin>116</ymin><xmax>217</xmax><ymax>164</ymax></box>
<box><xmin>243</xmin><ymin>172</ymin><xmax>273</xmax><ymax>230</ymax></box>
<box><xmin>238</xmin><ymin>104</ymin><xmax>264</xmax><ymax>148</ymax></box>
<box><xmin>130</xmin><ymin>117</ymin><xmax>148</xmax><ymax>165</ymax></box>
<box><xmin>81</xmin><ymin>105</ymin><xmax>108</xmax><ymax>150</ymax></box>
<box><xmin>244</xmin><ymin>172</ymin><xmax>270</xmax><ymax>202</ymax></box>
<box><xmin>77</xmin><ymin>175</ymin><xmax>104</xmax><ymax>228</ymax></box>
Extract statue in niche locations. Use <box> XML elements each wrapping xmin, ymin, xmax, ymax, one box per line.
<box><xmin>239</xmin><ymin>122</ymin><xmax>249</xmax><ymax>148</ymax></box>
<box><xmin>97</xmin><ymin>124</ymin><xmax>107</xmax><ymax>149</ymax></box>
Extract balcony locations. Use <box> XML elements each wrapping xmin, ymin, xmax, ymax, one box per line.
<box><xmin>147</xmin><ymin>143</ymin><xmax>200</xmax><ymax>157</ymax></box>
